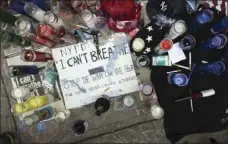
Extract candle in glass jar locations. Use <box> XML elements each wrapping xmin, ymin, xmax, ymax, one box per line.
<box><xmin>24</xmin><ymin>3</ymin><xmax>46</xmax><ymax>22</ymax></box>
<box><xmin>44</xmin><ymin>11</ymin><xmax>65</xmax><ymax>28</ymax></box>
<box><xmin>25</xmin><ymin>0</ymin><xmax>51</xmax><ymax>11</ymax></box>
<box><xmin>20</xmin><ymin>50</ymin><xmax>53</xmax><ymax>62</ymax></box>
<box><xmin>0</xmin><ymin>10</ymin><xmax>18</xmax><ymax>26</ymax></box>
<box><xmin>60</xmin><ymin>0</ymin><xmax>77</xmax><ymax>14</ymax></box>
<box><xmin>9</xmin><ymin>0</ymin><xmax>27</xmax><ymax>15</ymax></box>
<box><xmin>0</xmin><ymin>31</ymin><xmax>31</xmax><ymax>47</ymax></box>
<box><xmin>28</xmin><ymin>33</ymin><xmax>56</xmax><ymax>48</ymax></box>
<box><xmin>37</xmin><ymin>24</ymin><xmax>64</xmax><ymax>44</ymax></box>
<box><xmin>15</xmin><ymin>18</ymin><xmax>35</xmax><ymax>35</ymax></box>
<box><xmin>28</xmin><ymin>95</ymin><xmax>49</xmax><ymax>109</ymax></box>
<box><xmin>71</xmin><ymin>0</ymin><xmax>85</xmax><ymax>12</ymax></box>
<box><xmin>80</xmin><ymin>9</ymin><xmax>96</xmax><ymax>30</ymax></box>
<box><xmin>139</xmin><ymin>83</ymin><xmax>153</xmax><ymax>96</ymax></box>
<box><xmin>8</xmin><ymin>65</ymin><xmax>39</xmax><ymax>77</ymax></box>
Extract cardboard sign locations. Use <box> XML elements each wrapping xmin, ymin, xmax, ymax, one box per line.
<box><xmin>52</xmin><ymin>33</ymin><xmax>139</xmax><ymax>109</ymax></box>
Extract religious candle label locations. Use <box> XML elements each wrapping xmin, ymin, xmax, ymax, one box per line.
<box><xmin>14</xmin><ymin>74</ymin><xmax>45</xmax><ymax>98</ymax></box>
<box><xmin>52</xmin><ymin>33</ymin><xmax>139</xmax><ymax>109</ymax></box>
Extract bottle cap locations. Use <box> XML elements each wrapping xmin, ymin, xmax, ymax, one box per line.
<box><xmin>132</xmin><ymin>38</ymin><xmax>145</xmax><ymax>52</ymax></box>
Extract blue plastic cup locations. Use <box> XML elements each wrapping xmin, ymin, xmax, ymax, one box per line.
<box><xmin>199</xmin><ymin>34</ymin><xmax>227</xmax><ymax>50</ymax></box>
<box><xmin>168</xmin><ymin>73</ymin><xmax>188</xmax><ymax>87</ymax></box>
<box><xmin>211</xmin><ymin>16</ymin><xmax>228</xmax><ymax>33</ymax></box>
<box><xmin>197</xmin><ymin>61</ymin><xmax>226</xmax><ymax>75</ymax></box>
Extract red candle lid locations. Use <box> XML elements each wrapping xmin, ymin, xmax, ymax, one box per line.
<box><xmin>160</xmin><ymin>39</ymin><xmax>173</xmax><ymax>50</ymax></box>
<box><xmin>21</xmin><ymin>50</ymin><xmax>33</xmax><ymax>61</ymax></box>
<box><xmin>54</xmin><ymin>26</ymin><xmax>66</xmax><ymax>38</ymax></box>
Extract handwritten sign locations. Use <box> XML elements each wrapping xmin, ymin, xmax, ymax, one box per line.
<box><xmin>52</xmin><ymin>33</ymin><xmax>139</xmax><ymax>109</ymax></box>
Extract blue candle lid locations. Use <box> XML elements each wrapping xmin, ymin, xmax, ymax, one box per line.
<box><xmin>212</xmin><ymin>34</ymin><xmax>227</xmax><ymax>49</ymax></box>
<box><xmin>197</xmin><ymin>9</ymin><xmax>213</xmax><ymax>24</ymax></box>
<box><xmin>173</xmin><ymin>73</ymin><xmax>188</xmax><ymax>86</ymax></box>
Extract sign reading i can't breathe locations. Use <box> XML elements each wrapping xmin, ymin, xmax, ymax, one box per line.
<box><xmin>52</xmin><ymin>33</ymin><xmax>139</xmax><ymax>109</ymax></box>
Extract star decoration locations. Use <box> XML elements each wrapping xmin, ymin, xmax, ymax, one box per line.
<box><xmin>147</xmin><ymin>26</ymin><xmax>153</xmax><ymax>32</ymax></box>
<box><xmin>143</xmin><ymin>47</ymin><xmax>151</xmax><ymax>54</ymax></box>
<box><xmin>145</xmin><ymin>47</ymin><xmax>151</xmax><ymax>53</ymax></box>
<box><xmin>146</xmin><ymin>36</ymin><xmax>153</xmax><ymax>43</ymax></box>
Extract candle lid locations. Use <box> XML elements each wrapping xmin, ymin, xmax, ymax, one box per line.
<box><xmin>24</xmin><ymin>117</ymin><xmax>34</xmax><ymax>126</ymax></box>
<box><xmin>136</xmin><ymin>55</ymin><xmax>150</xmax><ymax>67</ymax></box>
<box><xmin>54</xmin><ymin>26</ymin><xmax>66</xmax><ymax>38</ymax></box>
<box><xmin>174</xmin><ymin>20</ymin><xmax>186</xmax><ymax>33</ymax></box>
<box><xmin>122</xmin><ymin>95</ymin><xmax>135</xmax><ymax>108</ymax></box>
<box><xmin>170</xmin><ymin>73</ymin><xmax>188</xmax><ymax>86</ymax></box>
<box><xmin>132</xmin><ymin>38</ymin><xmax>145</xmax><ymax>52</ymax></box>
<box><xmin>44</xmin><ymin>12</ymin><xmax>57</xmax><ymax>23</ymax></box>
<box><xmin>20</xmin><ymin>50</ymin><xmax>34</xmax><ymax>62</ymax></box>
<box><xmin>8</xmin><ymin>66</ymin><xmax>17</xmax><ymax>77</ymax></box>
<box><xmin>151</xmin><ymin>105</ymin><xmax>164</xmax><ymax>119</ymax></box>
<box><xmin>140</xmin><ymin>83</ymin><xmax>153</xmax><ymax>96</ymax></box>
<box><xmin>212</xmin><ymin>34</ymin><xmax>227</xmax><ymax>49</ymax></box>
<box><xmin>80</xmin><ymin>9</ymin><xmax>93</xmax><ymax>22</ymax></box>
<box><xmin>160</xmin><ymin>39</ymin><xmax>173</xmax><ymax>51</ymax></box>
<box><xmin>11</xmin><ymin>88</ymin><xmax>24</xmax><ymax>99</ymax></box>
